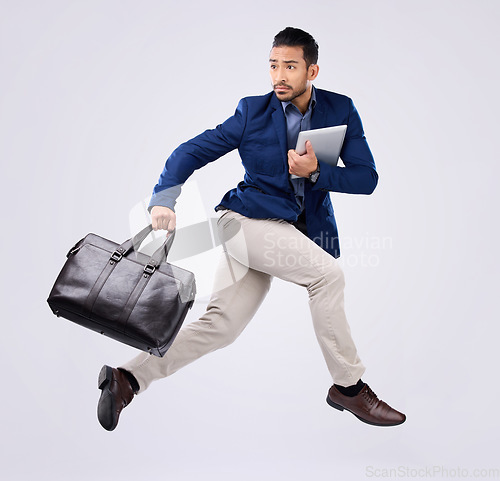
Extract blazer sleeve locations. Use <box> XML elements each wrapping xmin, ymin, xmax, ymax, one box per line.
<box><xmin>312</xmin><ymin>98</ymin><xmax>378</xmax><ymax>194</ymax></box>
<box><xmin>148</xmin><ymin>99</ymin><xmax>248</xmax><ymax>212</ymax></box>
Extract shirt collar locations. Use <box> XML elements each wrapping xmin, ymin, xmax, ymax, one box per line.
<box><xmin>281</xmin><ymin>85</ymin><xmax>317</xmax><ymax>115</ymax></box>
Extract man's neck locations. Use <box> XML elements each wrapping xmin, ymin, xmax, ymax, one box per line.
<box><xmin>291</xmin><ymin>84</ymin><xmax>313</xmax><ymax>115</ymax></box>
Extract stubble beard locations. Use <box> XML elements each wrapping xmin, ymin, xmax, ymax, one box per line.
<box><xmin>274</xmin><ymin>83</ymin><xmax>307</xmax><ymax>103</ymax></box>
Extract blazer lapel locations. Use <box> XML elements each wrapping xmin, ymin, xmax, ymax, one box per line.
<box><xmin>271</xmin><ymin>94</ymin><xmax>288</xmax><ymax>163</ymax></box>
<box><xmin>311</xmin><ymin>103</ymin><xmax>328</xmax><ymax>130</ymax></box>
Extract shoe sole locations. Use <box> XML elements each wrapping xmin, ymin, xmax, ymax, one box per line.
<box><xmin>97</xmin><ymin>365</ymin><xmax>118</xmax><ymax>431</ymax></box>
<box><xmin>326</xmin><ymin>395</ymin><xmax>405</xmax><ymax>427</ymax></box>
<box><xmin>98</xmin><ymin>365</ymin><xmax>113</xmax><ymax>390</ymax></box>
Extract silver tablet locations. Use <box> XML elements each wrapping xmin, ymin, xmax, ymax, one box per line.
<box><xmin>291</xmin><ymin>125</ymin><xmax>347</xmax><ymax>178</ymax></box>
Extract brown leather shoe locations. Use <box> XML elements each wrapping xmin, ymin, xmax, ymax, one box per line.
<box><xmin>327</xmin><ymin>383</ymin><xmax>406</xmax><ymax>427</ymax></box>
<box><xmin>97</xmin><ymin>365</ymin><xmax>135</xmax><ymax>431</ymax></box>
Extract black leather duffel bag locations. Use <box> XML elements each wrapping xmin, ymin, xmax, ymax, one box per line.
<box><xmin>47</xmin><ymin>225</ymin><xmax>196</xmax><ymax>357</ymax></box>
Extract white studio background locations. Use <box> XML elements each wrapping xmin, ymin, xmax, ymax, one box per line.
<box><xmin>1</xmin><ymin>1</ymin><xmax>499</xmax><ymax>480</ymax></box>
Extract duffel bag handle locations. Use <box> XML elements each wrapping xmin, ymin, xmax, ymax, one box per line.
<box><xmin>126</xmin><ymin>224</ymin><xmax>154</xmax><ymax>254</ymax></box>
<box><xmin>116</xmin><ymin>224</ymin><xmax>175</xmax><ymax>259</ymax></box>
<box><xmin>144</xmin><ymin>229</ymin><xmax>176</xmax><ymax>271</ymax></box>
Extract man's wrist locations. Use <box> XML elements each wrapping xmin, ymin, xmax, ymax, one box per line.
<box><xmin>308</xmin><ymin>162</ymin><xmax>320</xmax><ymax>183</ymax></box>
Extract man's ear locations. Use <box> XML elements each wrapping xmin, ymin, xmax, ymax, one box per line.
<box><xmin>308</xmin><ymin>64</ymin><xmax>320</xmax><ymax>81</ymax></box>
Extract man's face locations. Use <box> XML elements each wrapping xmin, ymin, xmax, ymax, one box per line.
<box><xmin>269</xmin><ymin>46</ymin><xmax>318</xmax><ymax>105</ymax></box>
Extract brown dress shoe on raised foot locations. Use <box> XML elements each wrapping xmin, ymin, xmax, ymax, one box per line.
<box><xmin>97</xmin><ymin>365</ymin><xmax>135</xmax><ymax>431</ymax></box>
<box><xmin>327</xmin><ymin>383</ymin><xmax>406</xmax><ymax>427</ymax></box>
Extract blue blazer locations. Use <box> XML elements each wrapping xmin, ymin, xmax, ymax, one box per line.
<box><xmin>149</xmin><ymin>88</ymin><xmax>378</xmax><ymax>258</ymax></box>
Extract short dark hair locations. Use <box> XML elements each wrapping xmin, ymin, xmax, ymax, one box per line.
<box><xmin>272</xmin><ymin>27</ymin><xmax>319</xmax><ymax>67</ymax></box>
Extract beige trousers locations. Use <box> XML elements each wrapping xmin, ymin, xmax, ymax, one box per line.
<box><xmin>120</xmin><ymin>209</ymin><xmax>365</xmax><ymax>392</ymax></box>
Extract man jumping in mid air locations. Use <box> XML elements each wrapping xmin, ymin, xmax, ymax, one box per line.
<box><xmin>96</xmin><ymin>27</ymin><xmax>406</xmax><ymax>431</ymax></box>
